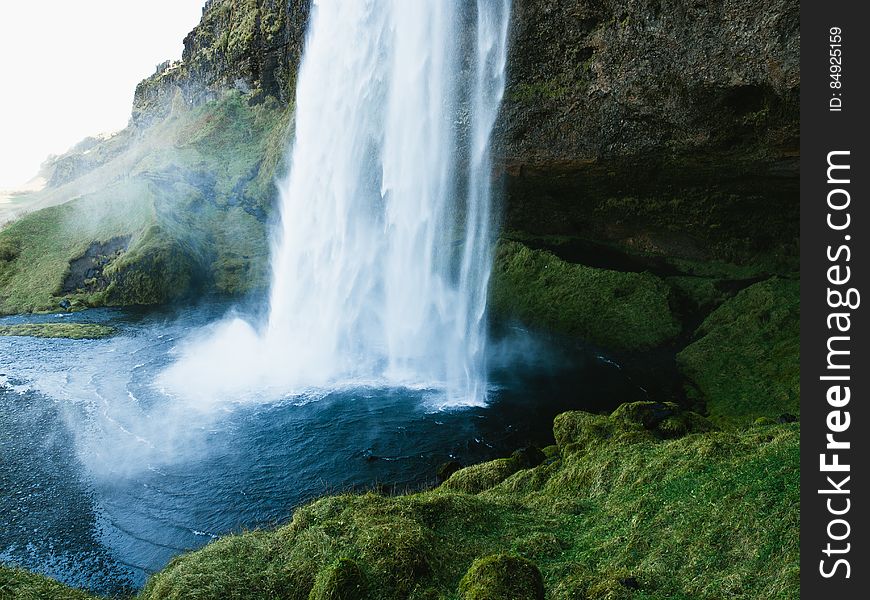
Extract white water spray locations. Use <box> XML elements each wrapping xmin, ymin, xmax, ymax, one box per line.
<box><xmin>162</xmin><ymin>0</ymin><xmax>511</xmax><ymax>406</ymax></box>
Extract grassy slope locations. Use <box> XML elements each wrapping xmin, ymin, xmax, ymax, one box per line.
<box><xmin>0</xmin><ymin>92</ymin><xmax>290</xmax><ymax>315</ymax></box>
<box><xmin>0</xmin><ymin>182</ymin><xmax>155</xmax><ymax>313</ymax></box>
<box><xmin>0</xmin><ymin>405</ymin><xmax>799</xmax><ymax>600</ymax></box>
<box><xmin>135</xmin><ymin>403</ymin><xmax>797</xmax><ymax>600</ymax></box>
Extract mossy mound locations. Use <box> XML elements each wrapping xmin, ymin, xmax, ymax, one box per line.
<box><xmin>677</xmin><ymin>277</ymin><xmax>799</xmax><ymax>426</ymax></box>
<box><xmin>132</xmin><ymin>401</ymin><xmax>797</xmax><ymax>600</ymax></box>
<box><xmin>0</xmin><ymin>323</ymin><xmax>115</xmax><ymax>339</ymax></box>
<box><xmin>0</xmin><ymin>566</ymin><xmax>96</xmax><ymax>600</ymax></box>
<box><xmin>443</xmin><ymin>458</ymin><xmax>523</xmax><ymax>494</ymax></box>
<box><xmin>551</xmin><ymin>402</ymin><xmax>714</xmax><ymax>457</ymax></box>
<box><xmin>489</xmin><ymin>241</ymin><xmax>680</xmax><ymax>351</ymax></box>
<box><xmin>309</xmin><ymin>558</ymin><xmax>368</xmax><ymax>600</ymax></box>
<box><xmin>458</xmin><ymin>554</ymin><xmax>544</xmax><ymax>600</ymax></box>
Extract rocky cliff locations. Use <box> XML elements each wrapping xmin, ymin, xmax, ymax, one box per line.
<box><xmin>127</xmin><ymin>0</ymin><xmax>800</xmax><ymax>264</ymax></box>
<box><xmin>502</xmin><ymin>0</ymin><xmax>798</xmax><ymax>163</ymax></box>
<box><xmin>128</xmin><ymin>0</ymin><xmax>799</xmax><ymax>160</ymax></box>
<box><xmin>131</xmin><ymin>0</ymin><xmax>309</xmax><ymax>126</ymax></box>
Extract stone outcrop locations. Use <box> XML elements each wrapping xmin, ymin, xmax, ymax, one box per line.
<box><xmin>131</xmin><ymin>0</ymin><xmax>309</xmax><ymax>127</ymax></box>
<box><xmin>497</xmin><ymin>0</ymin><xmax>799</xmax><ymax>264</ymax></box>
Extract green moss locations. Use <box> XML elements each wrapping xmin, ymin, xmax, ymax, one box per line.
<box><xmin>489</xmin><ymin>241</ymin><xmax>680</xmax><ymax>351</ymax></box>
<box><xmin>553</xmin><ymin>402</ymin><xmax>714</xmax><ymax>456</ymax></box>
<box><xmin>0</xmin><ymin>180</ymin><xmax>155</xmax><ymax>314</ymax></box>
<box><xmin>508</xmin><ymin>77</ymin><xmax>573</xmax><ymax>103</ymax></box>
<box><xmin>589</xmin><ymin>189</ymin><xmax>799</xmax><ymax>273</ymax></box>
<box><xmin>458</xmin><ymin>554</ymin><xmax>544</xmax><ymax>600</ymax></box>
<box><xmin>677</xmin><ymin>277</ymin><xmax>799</xmax><ymax>426</ymax></box>
<box><xmin>541</xmin><ymin>445</ymin><xmax>559</xmax><ymax>460</ymax></box>
<box><xmin>0</xmin><ymin>238</ymin><xmax>19</xmax><ymax>262</ymax></box>
<box><xmin>0</xmin><ymin>323</ymin><xmax>115</xmax><ymax>339</ymax></box>
<box><xmin>0</xmin><ymin>566</ymin><xmax>96</xmax><ymax>600</ymax></box>
<box><xmin>5</xmin><ymin>402</ymin><xmax>798</xmax><ymax>599</ymax></box>
<box><xmin>665</xmin><ymin>255</ymin><xmax>798</xmax><ymax>281</ymax></box>
<box><xmin>101</xmin><ymin>225</ymin><xmax>199</xmax><ymax>306</ymax></box>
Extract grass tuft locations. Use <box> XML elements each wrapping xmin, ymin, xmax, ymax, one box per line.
<box><xmin>309</xmin><ymin>558</ymin><xmax>368</xmax><ymax>600</ymax></box>
<box><xmin>0</xmin><ymin>566</ymin><xmax>97</xmax><ymax>600</ymax></box>
<box><xmin>458</xmin><ymin>554</ymin><xmax>544</xmax><ymax>600</ymax></box>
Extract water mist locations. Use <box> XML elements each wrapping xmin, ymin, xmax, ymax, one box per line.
<box><xmin>161</xmin><ymin>0</ymin><xmax>511</xmax><ymax>407</ymax></box>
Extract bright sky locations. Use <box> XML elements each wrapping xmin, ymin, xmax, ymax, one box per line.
<box><xmin>0</xmin><ymin>1</ymin><xmax>206</xmax><ymax>189</ymax></box>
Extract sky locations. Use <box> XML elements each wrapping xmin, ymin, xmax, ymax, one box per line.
<box><xmin>0</xmin><ymin>0</ymin><xmax>206</xmax><ymax>189</ymax></box>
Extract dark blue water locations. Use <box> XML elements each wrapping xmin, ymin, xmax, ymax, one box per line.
<box><xmin>0</xmin><ymin>303</ymin><xmax>655</xmax><ymax>595</ymax></box>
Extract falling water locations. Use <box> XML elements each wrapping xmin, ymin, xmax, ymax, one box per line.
<box><xmin>162</xmin><ymin>0</ymin><xmax>511</xmax><ymax>406</ymax></box>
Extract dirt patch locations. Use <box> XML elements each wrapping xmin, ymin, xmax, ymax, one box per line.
<box><xmin>61</xmin><ymin>236</ymin><xmax>131</xmax><ymax>294</ymax></box>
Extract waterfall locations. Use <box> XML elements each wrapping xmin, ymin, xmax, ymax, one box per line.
<box><xmin>162</xmin><ymin>0</ymin><xmax>511</xmax><ymax>407</ymax></box>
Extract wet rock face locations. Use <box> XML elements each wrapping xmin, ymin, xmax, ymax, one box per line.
<box><xmin>61</xmin><ymin>236</ymin><xmax>131</xmax><ymax>295</ymax></box>
<box><xmin>498</xmin><ymin>0</ymin><xmax>799</xmax><ymax>165</ymax></box>
<box><xmin>494</xmin><ymin>0</ymin><xmax>800</xmax><ymax>263</ymax></box>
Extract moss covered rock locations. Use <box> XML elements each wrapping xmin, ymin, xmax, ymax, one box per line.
<box><xmin>665</xmin><ymin>275</ymin><xmax>728</xmax><ymax>316</ymax></box>
<box><xmin>458</xmin><ymin>554</ymin><xmax>544</xmax><ymax>600</ymax></box>
<box><xmin>436</xmin><ymin>460</ymin><xmax>462</xmax><ymax>483</ymax></box>
<box><xmin>677</xmin><ymin>277</ymin><xmax>799</xmax><ymax>426</ymax></box>
<box><xmin>611</xmin><ymin>401</ymin><xmax>714</xmax><ymax>438</ymax></box>
<box><xmin>0</xmin><ymin>92</ymin><xmax>287</xmax><ymax>315</ymax></box>
<box><xmin>511</xmin><ymin>446</ymin><xmax>546</xmax><ymax>469</ymax></box>
<box><xmin>489</xmin><ymin>241</ymin><xmax>680</xmax><ymax>351</ymax></box>
<box><xmin>0</xmin><ymin>323</ymin><xmax>115</xmax><ymax>339</ymax></box>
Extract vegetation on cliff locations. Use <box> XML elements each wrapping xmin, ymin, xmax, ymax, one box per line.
<box><xmin>0</xmin><ymin>91</ymin><xmax>290</xmax><ymax>315</ymax></box>
<box><xmin>0</xmin><ymin>1</ymin><xmax>800</xmax><ymax>598</ymax></box>
<box><xmin>0</xmin><ymin>566</ymin><xmax>97</xmax><ymax>600</ymax></box>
